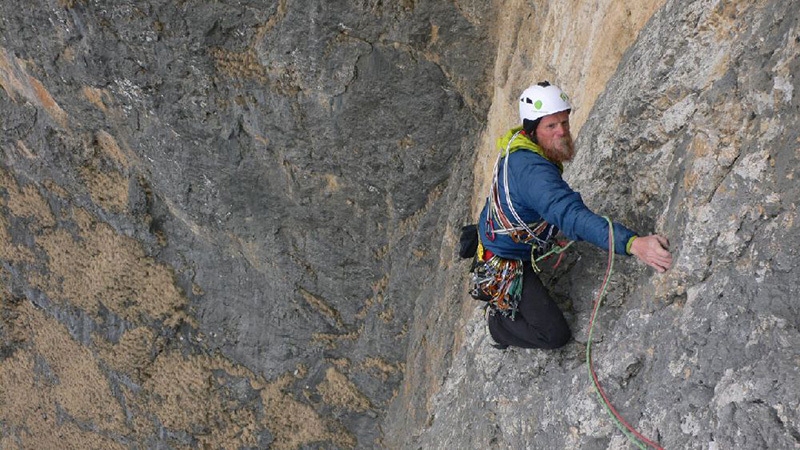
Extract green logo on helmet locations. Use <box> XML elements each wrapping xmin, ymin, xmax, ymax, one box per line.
<box><xmin>560</xmin><ymin>93</ymin><xmax>569</xmax><ymax>101</ymax></box>
<box><xmin>534</xmin><ymin>100</ymin><xmax>543</xmax><ymax>109</ymax></box>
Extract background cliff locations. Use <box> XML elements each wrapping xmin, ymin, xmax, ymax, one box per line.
<box><xmin>1</xmin><ymin>1</ymin><xmax>799</xmax><ymax>449</ymax></box>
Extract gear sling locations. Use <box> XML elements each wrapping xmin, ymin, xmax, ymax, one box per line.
<box><xmin>463</xmin><ymin>130</ymin><xmax>571</xmax><ymax>319</ymax></box>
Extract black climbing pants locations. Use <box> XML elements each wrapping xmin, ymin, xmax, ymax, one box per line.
<box><xmin>487</xmin><ymin>262</ymin><xmax>571</xmax><ymax>349</ymax></box>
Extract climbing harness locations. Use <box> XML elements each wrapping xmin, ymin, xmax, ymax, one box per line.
<box><xmin>483</xmin><ymin>130</ymin><xmax>568</xmax><ymax>270</ymax></box>
<box><xmin>469</xmin><ymin>238</ymin><xmax>573</xmax><ymax>319</ymax></box>
<box><xmin>473</xmin><ymin>131</ymin><xmax>575</xmax><ymax>318</ymax></box>
<box><xmin>587</xmin><ymin>217</ymin><xmax>664</xmax><ymax>450</ymax></box>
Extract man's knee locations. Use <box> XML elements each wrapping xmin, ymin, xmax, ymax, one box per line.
<box><xmin>541</xmin><ymin>324</ymin><xmax>571</xmax><ymax>349</ymax></box>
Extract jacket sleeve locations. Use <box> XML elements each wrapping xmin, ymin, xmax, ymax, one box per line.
<box><xmin>513</xmin><ymin>154</ymin><xmax>637</xmax><ymax>255</ymax></box>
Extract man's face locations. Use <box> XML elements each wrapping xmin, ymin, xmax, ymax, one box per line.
<box><xmin>535</xmin><ymin>111</ymin><xmax>574</xmax><ymax>163</ymax></box>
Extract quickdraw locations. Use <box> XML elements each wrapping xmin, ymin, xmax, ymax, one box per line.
<box><xmin>470</xmin><ymin>252</ymin><xmax>524</xmax><ymax>319</ymax></box>
<box><xmin>470</xmin><ymin>238</ymin><xmax>574</xmax><ymax>319</ymax></box>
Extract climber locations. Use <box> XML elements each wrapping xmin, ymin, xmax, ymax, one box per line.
<box><xmin>470</xmin><ymin>81</ymin><xmax>672</xmax><ymax>350</ymax></box>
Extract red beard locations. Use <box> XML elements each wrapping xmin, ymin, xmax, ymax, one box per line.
<box><xmin>545</xmin><ymin>136</ymin><xmax>575</xmax><ymax>163</ymax></box>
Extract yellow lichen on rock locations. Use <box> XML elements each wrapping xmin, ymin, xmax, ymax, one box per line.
<box><xmin>0</xmin><ymin>300</ymin><xmax>127</xmax><ymax>449</ymax></box>
<box><xmin>0</xmin><ymin>168</ymin><xmax>55</xmax><ymax>228</ymax></box>
<box><xmin>95</xmin><ymin>326</ymin><xmax>160</xmax><ymax>378</ymax></box>
<box><xmin>317</xmin><ymin>367</ymin><xmax>371</xmax><ymax>412</ymax></box>
<box><xmin>260</xmin><ymin>372</ymin><xmax>357</xmax><ymax>449</ymax></box>
<box><xmin>210</xmin><ymin>47</ymin><xmax>268</xmax><ymax>82</ymax></box>
<box><xmin>80</xmin><ymin>165</ymin><xmax>130</xmax><ymax>212</ymax></box>
<box><xmin>35</xmin><ymin>211</ymin><xmax>190</xmax><ymax>326</ymax></box>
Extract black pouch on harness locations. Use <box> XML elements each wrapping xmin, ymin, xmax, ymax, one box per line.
<box><xmin>458</xmin><ymin>224</ymin><xmax>478</xmax><ymax>259</ymax></box>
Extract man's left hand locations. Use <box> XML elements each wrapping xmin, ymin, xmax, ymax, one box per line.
<box><xmin>629</xmin><ymin>235</ymin><xmax>673</xmax><ymax>273</ymax></box>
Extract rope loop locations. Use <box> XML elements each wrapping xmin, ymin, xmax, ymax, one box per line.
<box><xmin>586</xmin><ymin>217</ymin><xmax>665</xmax><ymax>450</ymax></box>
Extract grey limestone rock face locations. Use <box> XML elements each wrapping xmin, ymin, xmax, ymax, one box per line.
<box><xmin>409</xmin><ymin>1</ymin><xmax>800</xmax><ymax>449</ymax></box>
<box><xmin>1</xmin><ymin>0</ymin><xmax>799</xmax><ymax>449</ymax></box>
<box><xmin>1</xmin><ymin>1</ymin><xmax>493</xmax><ymax>448</ymax></box>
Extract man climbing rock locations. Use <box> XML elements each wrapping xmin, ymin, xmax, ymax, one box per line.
<box><xmin>470</xmin><ymin>81</ymin><xmax>672</xmax><ymax>350</ymax></box>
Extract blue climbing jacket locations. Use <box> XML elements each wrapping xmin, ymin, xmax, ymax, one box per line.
<box><xmin>478</xmin><ymin>126</ymin><xmax>637</xmax><ymax>261</ymax></box>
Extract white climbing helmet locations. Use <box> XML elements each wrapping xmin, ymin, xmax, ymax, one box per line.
<box><xmin>518</xmin><ymin>84</ymin><xmax>572</xmax><ymax>123</ymax></box>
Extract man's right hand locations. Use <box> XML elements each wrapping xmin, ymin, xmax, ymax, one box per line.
<box><xmin>629</xmin><ymin>235</ymin><xmax>673</xmax><ymax>273</ymax></box>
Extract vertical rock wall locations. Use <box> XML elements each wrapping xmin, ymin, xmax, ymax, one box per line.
<box><xmin>2</xmin><ymin>0</ymin><xmax>799</xmax><ymax>449</ymax></box>
<box><xmin>385</xmin><ymin>1</ymin><xmax>666</xmax><ymax>446</ymax></box>
<box><xmin>411</xmin><ymin>0</ymin><xmax>800</xmax><ymax>449</ymax></box>
<box><xmin>1</xmin><ymin>1</ymin><xmax>494</xmax><ymax>448</ymax></box>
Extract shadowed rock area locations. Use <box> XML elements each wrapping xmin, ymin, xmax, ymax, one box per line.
<box><xmin>1</xmin><ymin>0</ymin><xmax>799</xmax><ymax>449</ymax></box>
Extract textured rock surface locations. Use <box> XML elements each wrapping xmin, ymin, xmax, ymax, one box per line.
<box><xmin>0</xmin><ymin>1</ymin><xmax>492</xmax><ymax>448</ymax></box>
<box><xmin>0</xmin><ymin>1</ymin><xmax>494</xmax><ymax>448</ymax></box>
<box><xmin>1</xmin><ymin>0</ymin><xmax>799</xmax><ymax>449</ymax></box>
<box><xmin>412</xmin><ymin>1</ymin><xmax>800</xmax><ymax>449</ymax></box>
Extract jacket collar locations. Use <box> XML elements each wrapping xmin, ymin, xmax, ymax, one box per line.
<box><xmin>496</xmin><ymin>126</ymin><xmax>564</xmax><ymax>173</ymax></box>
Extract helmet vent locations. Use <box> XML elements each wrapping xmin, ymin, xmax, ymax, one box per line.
<box><xmin>518</xmin><ymin>84</ymin><xmax>572</xmax><ymax>122</ymax></box>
